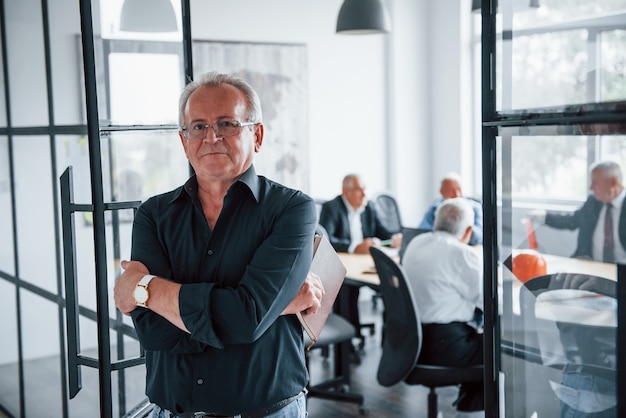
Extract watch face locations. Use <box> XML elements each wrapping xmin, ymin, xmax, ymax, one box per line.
<box><xmin>134</xmin><ymin>286</ymin><xmax>149</xmax><ymax>304</ymax></box>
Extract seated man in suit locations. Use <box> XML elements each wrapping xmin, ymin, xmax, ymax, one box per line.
<box><xmin>319</xmin><ymin>174</ymin><xmax>401</xmax><ymax>348</ymax></box>
<box><xmin>418</xmin><ymin>172</ymin><xmax>483</xmax><ymax>245</ymax></box>
<box><xmin>530</xmin><ymin>160</ymin><xmax>626</xmax><ymax>264</ymax></box>
<box><xmin>403</xmin><ymin>198</ymin><xmax>484</xmax><ymax>417</ymax></box>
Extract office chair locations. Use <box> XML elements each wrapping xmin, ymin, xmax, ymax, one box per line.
<box><xmin>305</xmin><ymin>314</ymin><xmax>366</xmax><ymax>414</ymax></box>
<box><xmin>369</xmin><ymin>193</ymin><xmax>403</xmax><ymax>311</ymax></box>
<box><xmin>398</xmin><ymin>226</ymin><xmax>431</xmax><ymax>263</ymax></box>
<box><xmin>369</xmin><ymin>247</ymin><xmax>484</xmax><ymax>418</ymax></box>
<box><xmin>373</xmin><ymin>193</ymin><xmax>403</xmax><ymax>234</ymax></box>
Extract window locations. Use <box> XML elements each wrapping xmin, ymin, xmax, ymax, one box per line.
<box><xmin>474</xmin><ymin>1</ymin><xmax>626</xmax><ymax>203</ymax></box>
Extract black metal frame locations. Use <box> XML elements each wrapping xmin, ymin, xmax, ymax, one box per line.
<box><xmin>67</xmin><ymin>1</ymin><xmax>194</xmax><ymax>417</ymax></box>
<box><xmin>0</xmin><ymin>0</ymin><xmax>193</xmax><ymax>417</ymax></box>
<box><xmin>60</xmin><ymin>166</ymin><xmax>143</xmax><ymax>401</ymax></box>
<box><xmin>480</xmin><ymin>0</ymin><xmax>626</xmax><ymax>417</ymax></box>
<box><xmin>0</xmin><ymin>0</ymin><xmax>89</xmax><ymax>416</ymax></box>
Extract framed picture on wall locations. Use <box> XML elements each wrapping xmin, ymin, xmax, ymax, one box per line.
<box><xmin>192</xmin><ymin>40</ymin><xmax>309</xmax><ymax>192</ymax></box>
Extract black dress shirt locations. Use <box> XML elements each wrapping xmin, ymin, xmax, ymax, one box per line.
<box><xmin>130</xmin><ymin>165</ymin><xmax>317</xmax><ymax>415</ymax></box>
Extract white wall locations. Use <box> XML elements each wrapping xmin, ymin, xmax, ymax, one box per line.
<box><xmin>0</xmin><ymin>0</ymin><xmax>475</xmax><ymax>362</ymax></box>
<box><xmin>188</xmin><ymin>0</ymin><xmax>474</xmax><ymax>227</ymax></box>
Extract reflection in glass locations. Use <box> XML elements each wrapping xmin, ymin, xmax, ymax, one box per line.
<box><xmin>511</xmin><ymin>135</ymin><xmax>587</xmax><ymax>200</ymax></box>
<box><xmin>601</xmin><ymin>30</ymin><xmax>626</xmax><ymax>102</ymax></box>
<box><xmin>496</xmin><ymin>1</ymin><xmax>626</xmax><ymax>110</ymax></box>
<box><xmin>105</xmin><ymin>129</ymin><xmax>188</xmax><ymax>200</ymax></box>
<box><xmin>520</xmin><ymin>274</ymin><xmax>616</xmax><ymax>417</ymax></box>
<box><xmin>497</xmin><ymin>121</ymin><xmax>625</xmax><ymax>417</ymax></box>
<box><xmin>511</xmin><ymin>30</ymin><xmax>587</xmax><ymax>109</ymax></box>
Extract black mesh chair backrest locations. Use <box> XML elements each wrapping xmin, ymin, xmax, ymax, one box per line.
<box><xmin>374</xmin><ymin>193</ymin><xmax>403</xmax><ymax>234</ymax></box>
<box><xmin>398</xmin><ymin>227</ymin><xmax>431</xmax><ymax>263</ymax></box>
<box><xmin>369</xmin><ymin>246</ymin><xmax>422</xmax><ymax>387</ymax></box>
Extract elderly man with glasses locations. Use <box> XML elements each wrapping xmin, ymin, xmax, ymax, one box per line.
<box><xmin>114</xmin><ymin>71</ymin><xmax>323</xmax><ymax>418</ymax></box>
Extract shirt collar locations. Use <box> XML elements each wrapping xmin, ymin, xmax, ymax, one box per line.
<box><xmin>170</xmin><ymin>165</ymin><xmax>260</xmax><ymax>203</ymax></box>
<box><xmin>341</xmin><ymin>195</ymin><xmax>365</xmax><ymax>215</ymax></box>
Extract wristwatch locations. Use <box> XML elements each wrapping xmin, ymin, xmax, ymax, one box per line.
<box><xmin>133</xmin><ymin>274</ymin><xmax>156</xmax><ymax>308</ymax></box>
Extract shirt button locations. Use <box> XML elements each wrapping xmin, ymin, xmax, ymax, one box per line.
<box><xmin>207</xmin><ymin>249</ymin><xmax>213</xmax><ymax>256</ymax></box>
<box><xmin>197</xmin><ymin>378</ymin><xmax>203</xmax><ymax>385</ymax></box>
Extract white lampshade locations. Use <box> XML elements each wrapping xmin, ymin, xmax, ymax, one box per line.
<box><xmin>120</xmin><ymin>0</ymin><xmax>178</xmax><ymax>33</ymax></box>
<box><xmin>336</xmin><ymin>0</ymin><xmax>391</xmax><ymax>35</ymax></box>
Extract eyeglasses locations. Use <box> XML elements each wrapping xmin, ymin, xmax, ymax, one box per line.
<box><xmin>181</xmin><ymin>120</ymin><xmax>258</xmax><ymax>140</ymax></box>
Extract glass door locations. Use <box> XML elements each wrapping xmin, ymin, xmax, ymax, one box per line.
<box><xmin>480</xmin><ymin>0</ymin><xmax>626</xmax><ymax>417</ymax></box>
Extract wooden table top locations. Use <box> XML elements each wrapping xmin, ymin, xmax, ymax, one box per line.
<box><xmin>338</xmin><ymin>247</ymin><xmax>617</xmax><ymax>287</ymax></box>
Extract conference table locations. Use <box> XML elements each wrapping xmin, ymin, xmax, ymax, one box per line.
<box><xmin>336</xmin><ymin>247</ymin><xmax>617</xmax><ymax>337</ymax></box>
<box><xmin>337</xmin><ymin>249</ymin><xmax>617</xmax><ymax>327</ymax></box>
<box><xmin>335</xmin><ymin>247</ymin><xmax>618</xmax><ymax>402</ymax></box>
<box><xmin>337</xmin><ymin>252</ymin><xmax>383</xmax><ymax>288</ymax></box>
<box><xmin>337</xmin><ymin>249</ymin><xmax>617</xmax><ymax>288</ymax></box>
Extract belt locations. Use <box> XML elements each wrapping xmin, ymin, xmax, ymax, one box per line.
<box><xmin>176</xmin><ymin>390</ymin><xmax>306</xmax><ymax>418</ymax></box>
<box><xmin>561</xmin><ymin>363</ymin><xmax>615</xmax><ymax>381</ymax></box>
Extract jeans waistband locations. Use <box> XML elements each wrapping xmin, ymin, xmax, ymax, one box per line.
<box><xmin>172</xmin><ymin>389</ymin><xmax>307</xmax><ymax>418</ymax></box>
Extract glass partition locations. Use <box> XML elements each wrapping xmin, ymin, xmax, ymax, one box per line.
<box><xmin>496</xmin><ymin>121</ymin><xmax>624</xmax><ymax>417</ymax></box>
<box><xmin>0</xmin><ymin>0</ymin><xmax>188</xmax><ymax>415</ymax></box>
<box><xmin>496</xmin><ymin>0</ymin><xmax>626</xmax><ymax>111</ymax></box>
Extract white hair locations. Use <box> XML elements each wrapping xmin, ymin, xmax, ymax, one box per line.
<box><xmin>434</xmin><ymin>198</ymin><xmax>473</xmax><ymax>239</ymax></box>
<box><xmin>590</xmin><ymin>160</ymin><xmax>622</xmax><ymax>183</ymax></box>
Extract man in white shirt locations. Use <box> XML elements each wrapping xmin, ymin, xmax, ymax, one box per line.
<box><xmin>402</xmin><ymin>197</ymin><xmax>483</xmax><ymax>416</ymax></box>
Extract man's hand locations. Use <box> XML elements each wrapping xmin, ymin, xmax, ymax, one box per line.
<box><xmin>113</xmin><ymin>260</ymin><xmax>149</xmax><ymax>316</ymax></box>
<box><xmin>354</xmin><ymin>238</ymin><xmax>376</xmax><ymax>254</ymax></box>
<box><xmin>281</xmin><ymin>272</ymin><xmax>325</xmax><ymax>315</ymax></box>
<box><xmin>390</xmin><ymin>233</ymin><xmax>403</xmax><ymax>249</ymax></box>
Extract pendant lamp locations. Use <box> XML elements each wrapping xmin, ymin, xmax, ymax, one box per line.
<box><xmin>473</xmin><ymin>0</ymin><xmax>540</xmax><ymax>13</ymax></box>
<box><xmin>336</xmin><ymin>0</ymin><xmax>391</xmax><ymax>35</ymax></box>
<box><xmin>120</xmin><ymin>0</ymin><xmax>178</xmax><ymax>33</ymax></box>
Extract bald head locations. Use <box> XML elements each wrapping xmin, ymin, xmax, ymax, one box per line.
<box><xmin>440</xmin><ymin>173</ymin><xmax>463</xmax><ymax>199</ymax></box>
<box><xmin>342</xmin><ymin>174</ymin><xmax>367</xmax><ymax>210</ymax></box>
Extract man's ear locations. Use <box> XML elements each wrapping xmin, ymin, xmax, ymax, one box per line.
<box><xmin>611</xmin><ymin>176</ymin><xmax>619</xmax><ymax>188</ymax></box>
<box><xmin>461</xmin><ymin>225</ymin><xmax>473</xmax><ymax>244</ymax></box>
<box><xmin>254</xmin><ymin>123</ymin><xmax>264</xmax><ymax>152</ymax></box>
<box><xmin>179</xmin><ymin>131</ymin><xmax>190</xmax><ymax>158</ymax></box>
